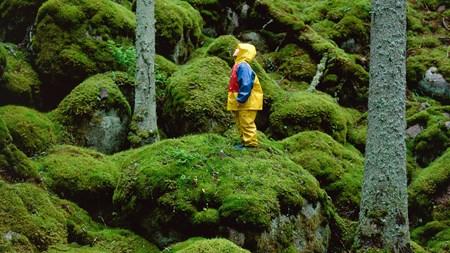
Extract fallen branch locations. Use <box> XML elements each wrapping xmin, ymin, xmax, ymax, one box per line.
<box><xmin>443</xmin><ymin>18</ymin><xmax>449</xmax><ymax>31</ymax></box>
<box><xmin>307</xmin><ymin>53</ymin><xmax>328</xmax><ymax>92</ymax></box>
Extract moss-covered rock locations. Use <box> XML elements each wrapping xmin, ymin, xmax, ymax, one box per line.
<box><xmin>33</xmin><ymin>0</ymin><xmax>135</xmax><ymax>108</ymax></box>
<box><xmin>408</xmin><ymin>148</ymin><xmax>450</xmax><ymax>226</ymax></box>
<box><xmin>34</xmin><ymin>145</ymin><xmax>120</xmax><ymax>212</ymax></box>
<box><xmin>166</xmin><ymin>237</ymin><xmax>250</xmax><ymax>253</ymax></box>
<box><xmin>0</xmin><ymin>44</ymin><xmax>41</xmax><ymax>107</ymax></box>
<box><xmin>0</xmin><ymin>116</ymin><xmax>40</xmax><ymax>182</ymax></box>
<box><xmin>347</xmin><ymin>111</ymin><xmax>367</xmax><ymax>153</ymax></box>
<box><xmin>0</xmin><ymin>45</ymin><xmax>6</xmax><ymax>77</ymax></box>
<box><xmin>0</xmin><ymin>180</ymin><xmax>67</xmax><ymax>251</ymax></box>
<box><xmin>205</xmin><ymin>35</ymin><xmax>240</xmax><ymax>67</ymax></box>
<box><xmin>0</xmin><ymin>105</ymin><xmax>57</xmax><ymax>156</ymax></box>
<box><xmin>407</xmin><ymin>105</ymin><xmax>450</xmax><ymax>167</ymax></box>
<box><xmin>51</xmin><ymin>73</ymin><xmax>131</xmax><ymax>154</ymax></box>
<box><xmin>411</xmin><ymin>220</ymin><xmax>450</xmax><ymax>253</ymax></box>
<box><xmin>279</xmin><ymin>131</ymin><xmax>364</xmax><ymax>219</ymax></box>
<box><xmin>0</xmin><ymin>0</ymin><xmax>47</xmax><ymax>43</ymax></box>
<box><xmin>163</xmin><ymin>56</ymin><xmax>233</xmax><ymax>137</ymax></box>
<box><xmin>113</xmin><ymin>133</ymin><xmax>331</xmax><ymax>252</ymax></box>
<box><xmin>271</xmin><ymin>44</ymin><xmax>317</xmax><ymax>87</ymax></box>
<box><xmin>269</xmin><ymin>91</ymin><xmax>350</xmax><ymax>142</ymax></box>
<box><xmin>155</xmin><ymin>0</ymin><xmax>204</xmax><ymax>64</ymax></box>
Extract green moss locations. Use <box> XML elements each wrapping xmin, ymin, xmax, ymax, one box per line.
<box><xmin>347</xmin><ymin>111</ymin><xmax>367</xmax><ymax>153</ymax></box>
<box><xmin>279</xmin><ymin>131</ymin><xmax>364</xmax><ymax>218</ymax></box>
<box><xmin>51</xmin><ymin>72</ymin><xmax>131</xmax><ymax>145</ymax></box>
<box><xmin>163</xmin><ymin>56</ymin><xmax>232</xmax><ymax>137</ymax></box>
<box><xmin>0</xmin><ymin>45</ymin><xmax>6</xmax><ymax>77</ymax></box>
<box><xmin>408</xmin><ymin>149</ymin><xmax>450</xmax><ymax>225</ymax></box>
<box><xmin>0</xmin><ymin>116</ymin><xmax>41</xmax><ymax>182</ymax></box>
<box><xmin>269</xmin><ymin>91</ymin><xmax>350</xmax><ymax>142</ymax></box>
<box><xmin>0</xmin><ymin>45</ymin><xmax>41</xmax><ymax>107</ymax></box>
<box><xmin>0</xmin><ymin>180</ymin><xmax>67</xmax><ymax>251</ymax></box>
<box><xmin>0</xmin><ymin>105</ymin><xmax>57</xmax><ymax>156</ymax></box>
<box><xmin>34</xmin><ymin>145</ymin><xmax>120</xmax><ymax>209</ymax></box>
<box><xmin>406</xmin><ymin>105</ymin><xmax>450</xmax><ymax>167</ymax></box>
<box><xmin>167</xmin><ymin>237</ymin><xmax>250</xmax><ymax>253</ymax></box>
<box><xmin>155</xmin><ymin>0</ymin><xmax>204</xmax><ymax>63</ymax></box>
<box><xmin>205</xmin><ymin>35</ymin><xmax>240</xmax><ymax>67</ymax></box>
<box><xmin>274</xmin><ymin>44</ymin><xmax>317</xmax><ymax>84</ymax></box>
<box><xmin>33</xmin><ymin>0</ymin><xmax>135</xmax><ymax>107</ymax></box>
<box><xmin>406</xmin><ymin>46</ymin><xmax>450</xmax><ymax>90</ymax></box>
<box><xmin>113</xmin><ymin>133</ymin><xmax>325</xmax><ymax>232</ymax></box>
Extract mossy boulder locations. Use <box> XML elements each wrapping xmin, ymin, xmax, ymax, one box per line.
<box><xmin>0</xmin><ymin>45</ymin><xmax>6</xmax><ymax>77</ymax></box>
<box><xmin>0</xmin><ymin>45</ymin><xmax>41</xmax><ymax>107</ymax></box>
<box><xmin>0</xmin><ymin>116</ymin><xmax>40</xmax><ymax>182</ymax></box>
<box><xmin>205</xmin><ymin>35</ymin><xmax>240</xmax><ymax>67</ymax></box>
<box><xmin>407</xmin><ymin>105</ymin><xmax>450</xmax><ymax>167</ymax></box>
<box><xmin>47</xmin><ymin>197</ymin><xmax>160</xmax><ymax>253</ymax></box>
<box><xmin>166</xmin><ymin>237</ymin><xmax>250</xmax><ymax>253</ymax></box>
<box><xmin>0</xmin><ymin>105</ymin><xmax>57</xmax><ymax>156</ymax></box>
<box><xmin>269</xmin><ymin>91</ymin><xmax>350</xmax><ymax>142</ymax></box>
<box><xmin>411</xmin><ymin>220</ymin><xmax>450</xmax><ymax>253</ymax></box>
<box><xmin>271</xmin><ymin>44</ymin><xmax>317</xmax><ymax>87</ymax></box>
<box><xmin>0</xmin><ymin>180</ymin><xmax>67</xmax><ymax>251</ymax></box>
<box><xmin>33</xmin><ymin>0</ymin><xmax>135</xmax><ymax>108</ymax></box>
<box><xmin>113</xmin><ymin>133</ymin><xmax>332</xmax><ymax>252</ymax></box>
<box><xmin>52</xmin><ymin>73</ymin><xmax>131</xmax><ymax>154</ymax></box>
<box><xmin>155</xmin><ymin>0</ymin><xmax>204</xmax><ymax>64</ymax></box>
<box><xmin>279</xmin><ymin>131</ymin><xmax>364</xmax><ymax>219</ymax></box>
<box><xmin>346</xmin><ymin>111</ymin><xmax>367</xmax><ymax>153</ymax></box>
<box><xmin>408</xmin><ymin>149</ymin><xmax>450</xmax><ymax>226</ymax></box>
<box><xmin>34</xmin><ymin>145</ymin><xmax>120</xmax><ymax>212</ymax></box>
<box><xmin>163</xmin><ymin>56</ymin><xmax>233</xmax><ymax>137</ymax></box>
<box><xmin>0</xmin><ymin>0</ymin><xmax>47</xmax><ymax>43</ymax></box>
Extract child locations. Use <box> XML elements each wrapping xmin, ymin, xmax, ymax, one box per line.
<box><xmin>227</xmin><ymin>43</ymin><xmax>263</xmax><ymax>148</ymax></box>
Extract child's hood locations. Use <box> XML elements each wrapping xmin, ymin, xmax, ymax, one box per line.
<box><xmin>235</xmin><ymin>43</ymin><xmax>256</xmax><ymax>64</ymax></box>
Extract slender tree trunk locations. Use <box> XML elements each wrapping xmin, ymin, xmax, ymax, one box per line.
<box><xmin>356</xmin><ymin>0</ymin><xmax>412</xmax><ymax>252</ymax></box>
<box><xmin>131</xmin><ymin>0</ymin><xmax>159</xmax><ymax>146</ymax></box>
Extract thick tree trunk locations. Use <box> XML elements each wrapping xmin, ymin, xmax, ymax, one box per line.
<box><xmin>357</xmin><ymin>0</ymin><xmax>411</xmax><ymax>252</ymax></box>
<box><xmin>132</xmin><ymin>0</ymin><xmax>159</xmax><ymax>146</ymax></box>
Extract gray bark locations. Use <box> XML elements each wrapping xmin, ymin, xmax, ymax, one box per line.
<box><xmin>357</xmin><ymin>0</ymin><xmax>411</xmax><ymax>252</ymax></box>
<box><xmin>133</xmin><ymin>0</ymin><xmax>159</xmax><ymax>145</ymax></box>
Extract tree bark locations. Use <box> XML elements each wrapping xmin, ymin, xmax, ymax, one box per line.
<box><xmin>356</xmin><ymin>0</ymin><xmax>412</xmax><ymax>252</ymax></box>
<box><xmin>132</xmin><ymin>0</ymin><xmax>159</xmax><ymax>146</ymax></box>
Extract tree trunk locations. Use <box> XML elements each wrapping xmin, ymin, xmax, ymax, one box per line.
<box><xmin>356</xmin><ymin>0</ymin><xmax>412</xmax><ymax>252</ymax></box>
<box><xmin>131</xmin><ymin>0</ymin><xmax>159</xmax><ymax>146</ymax></box>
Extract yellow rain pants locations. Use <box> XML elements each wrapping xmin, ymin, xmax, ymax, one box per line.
<box><xmin>233</xmin><ymin>110</ymin><xmax>258</xmax><ymax>147</ymax></box>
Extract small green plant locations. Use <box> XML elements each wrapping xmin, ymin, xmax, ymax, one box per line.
<box><xmin>107</xmin><ymin>40</ymin><xmax>136</xmax><ymax>76</ymax></box>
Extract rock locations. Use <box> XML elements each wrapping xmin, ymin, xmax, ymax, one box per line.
<box><xmin>406</xmin><ymin>124</ymin><xmax>424</xmax><ymax>139</ymax></box>
<box><xmin>418</xmin><ymin>67</ymin><xmax>450</xmax><ymax>102</ymax></box>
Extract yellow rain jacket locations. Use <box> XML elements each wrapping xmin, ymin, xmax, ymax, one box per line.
<box><xmin>227</xmin><ymin>43</ymin><xmax>263</xmax><ymax>111</ymax></box>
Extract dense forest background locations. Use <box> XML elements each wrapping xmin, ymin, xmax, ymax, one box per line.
<box><xmin>0</xmin><ymin>0</ymin><xmax>449</xmax><ymax>252</ymax></box>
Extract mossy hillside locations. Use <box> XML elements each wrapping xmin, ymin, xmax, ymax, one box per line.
<box><xmin>408</xmin><ymin>148</ymin><xmax>450</xmax><ymax>225</ymax></box>
<box><xmin>279</xmin><ymin>131</ymin><xmax>364</xmax><ymax>219</ymax></box>
<box><xmin>269</xmin><ymin>91</ymin><xmax>350</xmax><ymax>142</ymax></box>
<box><xmin>249</xmin><ymin>0</ymin><xmax>370</xmax><ymax>108</ymax></box>
<box><xmin>34</xmin><ymin>145</ymin><xmax>120</xmax><ymax>211</ymax></box>
<box><xmin>0</xmin><ymin>116</ymin><xmax>40</xmax><ymax>182</ymax></box>
<box><xmin>0</xmin><ymin>0</ymin><xmax>47</xmax><ymax>43</ymax></box>
<box><xmin>166</xmin><ymin>237</ymin><xmax>250</xmax><ymax>253</ymax></box>
<box><xmin>411</xmin><ymin>220</ymin><xmax>450</xmax><ymax>253</ymax></box>
<box><xmin>406</xmin><ymin>105</ymin><xmax>450</xmax><ymax>167</ymax></box>
<box><xmin>113</xmin><ymin>134</ymin><xmax>327</xmax><ymax>245</ymax></box>
<box><xmin>52</xmin><ymin>73</ymin><xmax>131</xmax><ymax>146</ymax></box>
<box><xmin>163</xmin><ymin>56</ymin><xmax>232</xmax><ymax>137</ymax></box>
<box><xmin>33</xmin><ymin>0</ymin><xmax>135</xmax><ymax>108</ymax></box>
<box><xmin>0</xmin><ymin>180</ymin><xmax>67</xmax><ymax>251</ymax></box>
<box><xmin>155</xmin><ymin>0</ymin><xmax>204</xmax><ymax>64</ymax></box>
<box><xmin>0</xmin><ymin>105</ymin><xmax>57</xmax><ymax>156</ymax></box>
<box><xmin>0</xmin><ymin>44</ymin><xmax>41</xmax><ymax>107</ymax></box>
